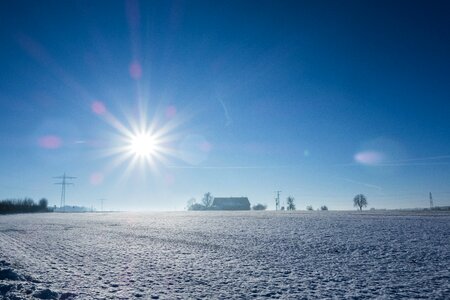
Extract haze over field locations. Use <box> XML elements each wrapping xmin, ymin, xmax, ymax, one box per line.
<box><xmin>0</xmin><ymin>1</ymin><xmax>450</xmax><ymax>211</ymax></box>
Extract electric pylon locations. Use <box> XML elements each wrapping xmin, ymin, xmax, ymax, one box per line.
<box><xmin>429</xmin><ymin>192</ymin><xmax>434</xmax><ymax>209</ymax></box>
<box><xmin>275</xmin><ymin>191</ymin><xmax>281</xmax><ymax>211</ymax></box>
<box><xmin>54</xmin><ymin>173</ymin><xmax>76</xmax><ymax>212</ymax></box>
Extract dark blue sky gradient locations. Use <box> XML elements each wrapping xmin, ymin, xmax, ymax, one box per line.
<box><xmin>1</xmin><ymin>1</ymin><xmax>449</xmax><ymax>210</ymax></box>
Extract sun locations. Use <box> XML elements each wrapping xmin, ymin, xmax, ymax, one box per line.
<box><xmin>129</xmin><ymin>133</ymin><xmax>156</xmax><ymax>157</ymax></box>
<box><xmin>95</xmin><ymin>101</ymin><xmax>183</xmax><ymax>177</ymax></box>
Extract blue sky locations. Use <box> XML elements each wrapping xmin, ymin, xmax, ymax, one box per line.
<box><xmin>0</xmin><ymin>0</ymin><xmax>449</xmax><ymax>210</ymax></box>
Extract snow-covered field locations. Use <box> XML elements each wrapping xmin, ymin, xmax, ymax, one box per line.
<box><xmin>0</xmin><ymin>211</ymin><xmax>449</xmax><ymax>299</ymax></box>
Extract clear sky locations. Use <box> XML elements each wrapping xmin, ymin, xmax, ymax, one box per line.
<box><xmin>1</xmin><ymin>0</ymin><xmax>449</xmax><ymax>211</ymax></box>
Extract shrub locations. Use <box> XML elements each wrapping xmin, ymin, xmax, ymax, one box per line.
<box><xmin>252</xmin><ymin>203</ymin><xmax>267</xmax><ymax>211</ymax></box>
<box><xmin>188</xmin><ymin>203</ymin><xmax>206</xmax><ymax>211</ymax></box>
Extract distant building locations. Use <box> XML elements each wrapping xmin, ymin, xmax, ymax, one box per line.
<box><xmin>212</xmin><ymin>197</ymin><xmax>251</xmax><ymax>210</ymax></box>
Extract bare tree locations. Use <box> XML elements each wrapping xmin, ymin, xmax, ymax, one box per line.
<box><xmin>353</xmin><ymin>194</ymin><xmax>368</xmax><ymax>211</ymax></box>
<box><xmin>202</xmin><ymin>192</ymin><xmax>214</xmax><ymax>209</ymax></box>
<box><xmin>38</xmin><ymin>198</ymin><xmax>48</xmax><ymax>209</ymax></box>
<box><xmin>286</xmin><ymin>196</ymin><xmax>296</xmax><ymax>210</ymax></box>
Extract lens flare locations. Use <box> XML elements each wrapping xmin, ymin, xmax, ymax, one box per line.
<box><xmin>91</xmin><ymin>101</ymin><xmax>107</xmax><ymax>115</ymax></box>
<box><xmin>165</xmin><ymin>105</ymin><xmax>177</xmax><ymax>119</ymax></box>
<box><xmin>38</xmin><ymin>135</ymin><xmax>62</xmax><ymax>149</ymax></box>
<box><xmin>354</xmin><ymin>151</ymin><xmax>385</xmax><ymax>165</ymax></box>
<box><xmin>129</xmin><ymin>61</ymin><xmax>142</xmax><ymax>79</ymax></box>
<box><xmin>90</xmin><ymin>172</ymin><xmax>104</xmax><ymax>185</ymax></box>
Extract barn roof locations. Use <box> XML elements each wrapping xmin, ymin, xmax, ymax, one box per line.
<box><xmin>212</xmin><ymin>197</ymin><xmax>250</xmax><ymax>210</ymax></box>
<box><xmin>213</xmin><ymin>197</ymin><xmax>250</xmax><ymax>204</ymax></box>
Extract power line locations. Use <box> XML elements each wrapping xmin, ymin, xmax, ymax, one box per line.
<box><xmin>98</xmin><ymin>198</ymin><xmax>106</xmax><ymax>212</ymax></box>
<box><xmin>54</xmin><ymin>173</ymin><xmax>76</xmax><ymax>212</ymax></box>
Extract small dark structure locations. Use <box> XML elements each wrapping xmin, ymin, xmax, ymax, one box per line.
<box><xmin>212</xmin><ymin>197</ymin><xmax>251</xmax><ymax>210</ymax></box>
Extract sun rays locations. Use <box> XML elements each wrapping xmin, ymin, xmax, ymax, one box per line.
<box><xmin>91</xmin><ymin>100</ymin><xmax>184</xmax><ymax>180</ymax></box>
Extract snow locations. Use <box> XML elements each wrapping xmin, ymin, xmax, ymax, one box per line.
<box><xmin>0</xmin><ymin>211</ymin><xmax>449</xmax><ymax>299</ymax></box>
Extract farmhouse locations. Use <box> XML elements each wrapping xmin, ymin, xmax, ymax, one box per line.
<box><xmin>212</xmin><ymin>197</ymin><xmax>251</xmax><ymax>210</ymax></box>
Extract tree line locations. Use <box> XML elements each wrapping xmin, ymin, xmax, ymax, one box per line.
<box><xmin>273</xmin><ymin>194</ymin><xmax>369</xmax><ymax>211</ymax></box>
<box><xmin>0</xmin><ymin>198</ymin><xmax>52</xmax><ymax>214</ymax></box>
<box><xmin>187</xmin><ymin>193</ymin><xmax>370</xmax><ymax>211</ymax></box>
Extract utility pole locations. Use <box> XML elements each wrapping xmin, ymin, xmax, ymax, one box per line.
<box><xmin>99</xmin><ymin>198</ymin><xmax>106</xmax><ymax>212</ymax></box>
<box><xmin>429</xmin><ymin>192</ymin><xmax>434</xmax><ymax>209</ymax></box>
<box><xmin>54</xmin><ymin>173</ymin><xmax>76</xmax><ymax>212</ymax></box>
<box><xmin>275</xmin><ymin>191</ymin><xmax>281</xmax><ymax>211</ymax></box>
